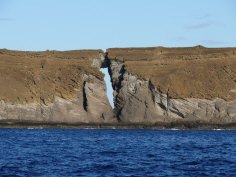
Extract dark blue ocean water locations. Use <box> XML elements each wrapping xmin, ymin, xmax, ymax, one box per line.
<box><xmin>0</xmin><ymin>129</ymin><xmax>235</xmax><ymax>177</ymax></box>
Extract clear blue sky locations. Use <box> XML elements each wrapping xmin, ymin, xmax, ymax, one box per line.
<box><xmin>1</xmin><ymin>0</ymin><xmax>236</xmax><ymax>51</ymax></box>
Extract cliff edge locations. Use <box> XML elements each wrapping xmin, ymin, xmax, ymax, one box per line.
<box><xmin>107</xmin><ymin>46</ymin><xmax>236</xmax><ymax>126</ymax></box>
<box><xmin>0</xmin><ymin>46</ymin><xmax>236</xmax><ymax>128</ymax></box>
<box><xmin>0</xmin><ymin>49</ymin><xmax>114</xmax><ymax>124</ymax></box>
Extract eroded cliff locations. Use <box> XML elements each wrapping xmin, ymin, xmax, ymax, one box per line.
<box><xmin>0</xmin><ymin>46</ymin><xmax>236</xmax><ymax>128</ymax></box>
<box><xmin>107</xmin><ymin>46</ymin><xmax>236</xmax><ymax>125</ymax></box>
<box><xmin>0</xmin><ymin>49</ymin><xmax>114</xmax><ymax>124</ymax></box>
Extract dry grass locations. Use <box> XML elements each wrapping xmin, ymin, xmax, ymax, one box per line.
<box><xmin>0</xmin><ymin>49</ymin><xmax>103</xmax><ymax>104</ymax></box>
<box><xmin>108</xmin><ymin>46</ymin><xmax>236</xmax><ymax>100</ymax></box>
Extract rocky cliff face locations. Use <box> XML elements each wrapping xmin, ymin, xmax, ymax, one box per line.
<box><xmin>107</xmin><ymin>46</ymin><xmax>236</xmax><ymax>125</ymax></box>
<box><xmin>0</xmin><ymin>46</ymin><xmax>236</xmax><ymax>127</ymax></box>
<box><xmin>0</xmin><ymin>49</ymin><xmax>114</xmax><ymax>124</ymax></box>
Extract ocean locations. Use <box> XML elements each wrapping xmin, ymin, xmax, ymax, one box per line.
<box><xmin>0</xmin><ymin>129</ymin><xmax>235</xmax><ymax>177</ymax></box>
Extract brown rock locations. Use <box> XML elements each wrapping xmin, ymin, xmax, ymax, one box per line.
<box><xmin>107</xmin><ymin>46</ymin><xmax>236</xmax><ymax>101</ymax></box>
<box><xmin>107</xmin><ymin>46</ymin><xmax>236</xmax><ymax>124</ymax></box>
<box><xmin>0</xmin><ymin>49</ymin><xmax>114</xmax><ymax>124</ymax></box>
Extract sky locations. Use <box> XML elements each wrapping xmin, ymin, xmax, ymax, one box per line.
<box><xmin>1</xmin><ymin>0</ymin><xmax>236</xmax><ymax>51</ymax></box>
<box><xmin>0</xmin><ymin>0</ymin><xmax>236</xmax><ymax>107</ymax></box>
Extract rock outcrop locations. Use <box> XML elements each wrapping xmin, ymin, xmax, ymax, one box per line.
<box><xmin>0</xmin><ymin>49</ymin><xmax>114</xmax><ymax>124</ymax></box>
<box><xmin>0</xmin><ymin>46</ymin><xmax>236</xmax><ymax>128</ymax></box>
<box><xmin>107</xmin><ymin>46</ymin><xmax>236</xmax><ymax>125</ymax></box>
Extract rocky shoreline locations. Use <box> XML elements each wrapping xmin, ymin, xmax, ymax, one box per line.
<box><xmin>0</xmin><ymin>120</ymin><xmax>236</xmax><ymax>130</ymax></box>
<box><xmin>0</xmin><ymin>46</ymin><xmax>236</xmax><ymax>129</ymax></box>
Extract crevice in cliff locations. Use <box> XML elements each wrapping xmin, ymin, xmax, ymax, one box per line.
<box><xmin>100</xmin><ymin>53</ymin><xmax>114</xmax><ymax>108</ymax></box>
<box><xmin>105</xmin><ymin>52</ymin><xmax>126</xmax><ymax>120</ymax></box>
<box><xmin>82</xmin><ymin>81</ymin><xmax>88</xmax><ymax>112</ymax></box>
<box><xmin>100</xmin><ymin>67</ymin><xmax>114</xmax><ymax>108</ymax></box>
<box><xmin>169</xmin><ymin>107</ymin><xmax>185</xmax><ymax>118</ymax></box>
<box><xmin>116</xmin><ymin>65</ymin><xmax>126</xmax><ymax>93</ymax></box>
<box><xmin>166</xmin><ymin>88</ymin><xmax>170</xmax><ymax>114</ymax></box>
<box><xmin>148</xmin><ymin>81</ymin><xmax>156</xmax><ymax>103</ymax></box>
<box><xmin>104</xmin><ymin>53</ymin><xmax>115</xmax><ymax>88</ymax></box>
<box><xmin>107</xmin><ymin>60</ymin><xmax>126</xmax><ymax>95</ymax></box>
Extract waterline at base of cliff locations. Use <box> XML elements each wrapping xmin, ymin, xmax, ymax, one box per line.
<box><xmin>1</xmin><ymin>120</ymin><xmax>236</xmax><ymax>130</ymax></box>
<box><xmin>0</xmin><ymin>47</ymin><xmax>236</xmax><ymax>129</ymax></box>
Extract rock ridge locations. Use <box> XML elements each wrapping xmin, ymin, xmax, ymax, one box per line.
<box><xmin>106</xmin><ymin>46</ymin><xmax>236</xmax><ymax>125</ymax></box>
<box><xmin>0</xmin><ymin>49</ymin><xmax>114</xmax><ymax>124</ymax></box>
<box><xmin>0</xmin><ymin>46</ymin><xmax>236</xmax><ymax>128</ymax></box>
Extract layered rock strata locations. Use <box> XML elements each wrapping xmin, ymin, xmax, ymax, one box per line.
<box><xmin>0</xmin><ymin>49</ymin><xmax>114</xmax><ymax>124</ymax></box>
<box><xmin>107</xmin><ymin>46</ymin><xmax>236</xmax><ymax>125</ymax></box>
<box><xmin>0</xmin><ymin>46</ymin><xmax>236</xmax><ymax>128</ymax></box>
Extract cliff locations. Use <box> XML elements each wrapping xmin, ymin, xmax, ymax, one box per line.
<box><xmin>0</xmin><ymin>46</ymin><xmax>236</xmax><ymax>128</ymax></box>
<box><xmin>107</xmin><ymin>46</ymin><xmax>236</xmax><ymax>126</ymax></box>
<box><xmin>0</xmin><ymin>49</ymin><xmax>114</xmax><ymax>124</ymax></box>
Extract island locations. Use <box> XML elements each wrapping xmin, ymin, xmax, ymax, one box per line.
<box><xmin>0</xmin><ymin>46</ymin><xmax>235</xmax><ymax>129</ymax></box>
